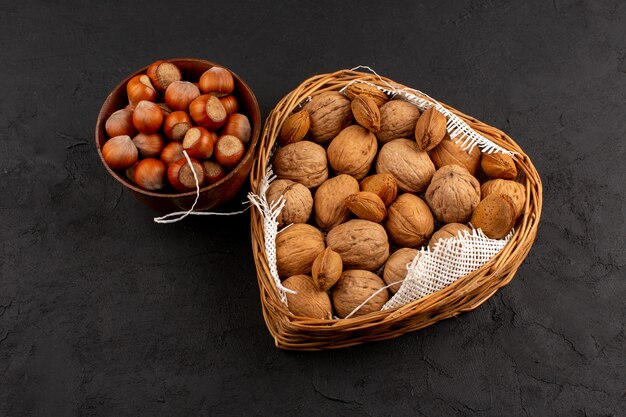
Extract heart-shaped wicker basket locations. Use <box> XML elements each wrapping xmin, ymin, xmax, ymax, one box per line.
<box><xmin>249</xmin><ymin>70</ymin><xmax>542</xmax><ymax>350</ymax></box>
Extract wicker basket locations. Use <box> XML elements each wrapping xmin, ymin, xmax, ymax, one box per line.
<box><xmin>249</xmin><ymin>70</ymin><xmax>542</xmax><ymax>350</ymax></box>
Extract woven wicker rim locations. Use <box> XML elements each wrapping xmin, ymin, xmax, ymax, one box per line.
<box><xmin>250</xmin><ymin>70</ymin><xmax>543</xmax><ymax>350</ymax></box>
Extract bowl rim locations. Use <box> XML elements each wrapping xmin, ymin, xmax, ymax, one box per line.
<box><xmin>94</xmin><ymin>57</ymin><xmax>261</xmax><ymax>199</ymax></box>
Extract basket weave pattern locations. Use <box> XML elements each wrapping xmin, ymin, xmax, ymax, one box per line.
<box><xmin>250</xmin><ymin>70</ymin><xmax>542</xmax><ymax>350</ymax></box>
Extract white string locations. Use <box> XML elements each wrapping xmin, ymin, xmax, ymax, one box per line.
<box><xmin>153</xmin><ymin>150</ymin><xmax>249</xmax><ymax>224</ymax></box>
<box><xmin>247</xmin><ymin>167</ymin><xmax>296</xmax><ymax>302</ymax></box>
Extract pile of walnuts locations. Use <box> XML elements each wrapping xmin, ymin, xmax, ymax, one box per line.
<box><xmin>269</xmin><ymin>83</ymin><xmax>526</xmax><ymax>320</ymax></box>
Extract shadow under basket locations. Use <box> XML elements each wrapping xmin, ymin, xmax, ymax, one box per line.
<box><xmin>249</xmin><ymin>70</ymin><xmax>543</xmax><ymax>350</ymax></box>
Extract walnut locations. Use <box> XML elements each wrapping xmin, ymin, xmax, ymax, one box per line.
<box><xmin>481</xmin><ymin>152</ymin><xmax>517</xmax><ymax>180</ymax></box>
<box><xmin>331</xmin><ymin>270</ymin><xmax>389</xmax><ymax>318</ymax></box>
<box><xmin>376</xmin><ymin>100</ymin><xmax>421</xmax><ymax>143</ymax></box>
<box><xmin>414</xmin><ymin>107</ymin><xmax>447</xmax><ymax>151</ymax></box>
<box><xmin>345</xmin><ymin>191</ymin><xmax>387</xmax><ymax>223</ymax></box>
<box><xmin>273</xmin><ymin>140</ymin><xmax>328</xmax><ymax>188</ymax></box>
<box><xmin>275</xmin><ymin>223</ymin><xmax>325</xmax><ymax>278</ymax></box>
<box><xmin>481</xmin><ymin>179</ymin><xmax>526</xmax><ymax>219</ymax></box>
<box><xmin>326</xmin><ymin>219</ymin><xmax>389</xmax><ymax>271</ymax></box>
<box><xmin>283</xmin><ymin>275</ymin><xmax>332</xmax><ymax>319</ymax></box>
<box><xmin>351</xmin><ymin>95</ymin><xmax>380</xmax><ymax>132</ymax></box>
<box><xmin>385</xmin><ymin>193</ymin><xmax>434</xmax><ymax>247</ymax></box>
<box><xmin>266</xmin><ymin>179</ymin><xmax>313</xmax><ymax>228</ymax></box>
<box><xmin>383</xmin><ymin>248</ymin><xmax>419</xmax><ymax>294</ymax></box>
<box><xmin>470</xmin><ymin>194</ymin><xmax>516</xmax><ymax>239</ymax></box>
<box><xmin>311</xmin><ymin>247</ymin><xmax>343</xmax><ymax>291</ymax></box>
<box><xmin>314</xmin><ymin>174</ymin><xmax>360</xmax><ymax>230</ymax></box>
<box><xmin>344</xmin><ymin>82</ymin><xmax>389</xmax><ymax>106</ymax></box>
<box><xmin>359</xmin><ymin>173</ymin><xmax>398</xmax><ymax>206</ymax></box>
<box><xmin>327</xmin><ymin>125</ymin><xmax>378</xmax><ymax>180</ymax></box>
<box><xmin>376</xmin><ymin>139</ymin><xmax>435</xmax><ymax>193</ymax></box>
<box><xmin>303</xmin><ymin>91</ymin><xmax>353</xmax><ymax>144</ymax></box>
<box><xmin>429</xmin><ymin>134</ymin><xmax>481</xmax><ymax>175</ymax></box>
<box><xmin>428</xmin><ymin>223</ymin><xmax>472</xmax><ymax>250</ymax></box>
<box><xmin>425</xmin><ymin>165</ymin><xmax>481</xmax><ymax>224</ymax></box>
<box><xmin>278</xmin><ymin>109</ymin><xmax>310</xmax><ymax>146</ymax></box>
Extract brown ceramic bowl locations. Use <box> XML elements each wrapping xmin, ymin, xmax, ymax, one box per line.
<box><xmin>95</xmin><ymin>58</ymin><xmax>261</xmax><ymax>212</ymax></box>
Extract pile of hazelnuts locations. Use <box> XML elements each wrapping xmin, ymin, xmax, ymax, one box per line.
<box><xmin>101</xmin><ymin>60</ymin><xmax>251</xmax><ymax>192</ymax></box>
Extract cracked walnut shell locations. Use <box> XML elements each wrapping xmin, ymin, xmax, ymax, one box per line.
<box><xmin>327</xmin><ymin>125</ymin><xmax>378</xmax><ymax>180</ymax></box>
<box><xmin>376</xmin><ymin>139</ymin><xmax>435</xmax><ymax>193</ymax></box>
<box><xmin>425</xmin><ymin>165</ymin><xmax>481</xmax><ymax>224</ymax></box>
<box><xmin>303</xmin><ymin>91</ymin><xmax>353</xmax><ymax>144</ymax></box>
<box><xmin>326</xmin><ymin>219</ymin><xmax>390</xmax><ymax>271</ymax></box>
<box><xmin>266</xmin><ymin>179</ymin><xmax>313</xmax><ymax>228</ymax></box>
<box><xmin>273</xmin><ymin>140</ymin><xmax>328</xmax><ymax>188</ymax></box>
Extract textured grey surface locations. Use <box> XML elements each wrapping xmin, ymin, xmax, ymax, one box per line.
<box><xmin>1</xmin><ymin>0</ymin><xmax>625</xmax><ymax>416</ymax></box>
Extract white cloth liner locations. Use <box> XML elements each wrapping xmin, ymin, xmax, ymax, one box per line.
<box><xmin>248</xmin><ymin>67</ymin><xmax>515</xmax><ymax>316</ymax></box>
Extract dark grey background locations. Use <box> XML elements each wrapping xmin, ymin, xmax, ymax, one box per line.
<box><xmin>1</xmin><ymin>0</ymin><xmax>624</xmax><ymax>416</ymax></box>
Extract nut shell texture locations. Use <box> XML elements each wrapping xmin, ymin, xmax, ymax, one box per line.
<box><xmin>283</xmin><ymin>275</ymin><xmax>332</xmax><ymax>319</ymax></box>
<box><xmin>428</xmin><ymin>223</ymin><xmax>472</xmax><ymax>250</ymax></box>
<box><xmin>327</xmin><ymin>125</ymin><xmax>378</xmax><ymax>180</ymax></box>
<box><xmin>470</xmin><ymin>194</ymin><xmax>516</xmax><ymax>239</ymax></box>
<box><xmin>332</xmin><ymin>270</ymin><xmax>389</xmax><ymax>318</ymax></box>
<box><xmin>303</xmin><ymin>91</ymin><xmax>353</xmax><ymax>144</ymax></box>
<box><xmin>326</xmin><ymin>219</ymin><xmax>389</xmax><ymax>271</ymax></box>
<box><xmin>275</xmin><ymin>223</ymin><xmax>326</xmax><ymax>278</ymax></box>
<box><xmin>376</xmin><ymin>139</ymin><xmax>435</xmax><ymax>193</ymax></box>
<box><xmin>429</xmin><ymin>135</ymin><xmax>481</xmax><ymax>175</ymax></box>
<box><xmin>386</xmin><ymin>194</ymin><xmax>435</xmax><ymax>247</ymax></box>
<box><xmin>273</xmin><ymin>141</ymin><xmax>329</xmax><ymax>188</ymax></box>
<box><xmin>314</xmin><ymin>175</ymin><xmax>360</xmax><ymax>230</ymax></box>
<box><xmin>481</xmin><ymin>179</ymin><xmax>526</xmax><ymax>219</ymax></box>
<box><xmin>383</xmin><ymin>248</ymin><xmax>419</xmax><ymax>294</ymax></box>
<box><xmin>376</xmin><ymin>100</ymin><xmax>421</xmax><ymax>143</ymax></box>
<box><xmin>266</xmin><ymin>179</ymin><xmax>313</xmax><ymax>228</ymax></box>
<box><xmin>425</xmin><ymin>165</ymin><xmax>481</xmax><ymax>224</ymax></box>
<box><xmin>311</xmin><ymin>247</ymin><xmax>343</xmax><ymax>291</ymax></box>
